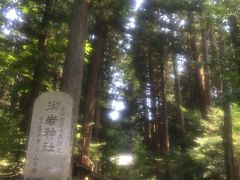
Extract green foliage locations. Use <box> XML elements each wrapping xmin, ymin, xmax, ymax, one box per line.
<box><xmin>180</xmin><ymin>109</ymin><xmax>203</xmax><ymax>147</ymax></box>
<box><xmin>1</xmin><ymin>0</ymin><xmax>240</xmax><ymax>179</ymax></box>
<box><xmin>170</xmin><ymin>105</ymin><xmax>240</xmax><ymax>178</ymax></box>
<box><xmin>133</xmin><ymin>138</ymin><xmax>166</xmax><ymax>179</ymax></box>
<box><xmin>0</xmin><ymin>112</ymin><xmax>25</xmax><ymax>177</ymax></box>
<box><xmin>189</xmin><ymin>107</ymin><xmax>225</xmax><ymax>179</ymax></box>
<box><xmin>92</xmin><ymin>0</ymin><xmax>130</xmax><ymax>30</ymax></box>
<box><xmin>168</xmin><ymin>150</ymin><xmax>204</xmax><ymax>180</ymax></box>
<box><xmin>84</xmin><ymin>40</ymin><xmax>93</xmax><ymax>64</ymax></box>
<box><xmin>90</xmin><ymin>142</ymin><xmax>105</xmax><ymax>164</ymax></box>
<box><xmin>99</xmin><ymin>119</ymin><xmax>135</xmax><ymax>177</ymax></box>
<box><xmin>232</xmin><ymin>104</ymin><xmax>240</xmax><ymax>169</ymax></box>
<box><xmin>0</xmin><ymin>0</ymin><xmax>71</xmax><ymax>177</ymax></box>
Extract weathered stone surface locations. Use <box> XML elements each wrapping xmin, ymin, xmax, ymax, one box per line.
<box><xmin>24</xmin><ymin>92</ymin><xmax>73</xmax><ymax>180</ymax></box>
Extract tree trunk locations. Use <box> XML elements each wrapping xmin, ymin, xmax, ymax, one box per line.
<box><xmin>209</xmin><ymin>19</ymin><xmax>223</xmax><ymax>97</ymax></box>
<box><xmin>80</xmin><ymin>20</ymin><xmax>106</xmax><ymax>166</ymax></box>
<box><xmin>223</xmin><ymin>83</ymin><xmax>236</xmax><ymax>180</ymax></box>
<box><xmin>229</xmin><ymin>15</ymin><xmax>240</xmax><ymax>74</ymax></box>
<box><xmin>172</xmin><ymin>53</ymin><xmax>185</xmax><ymax>139</ymax></box>
<box><xmin>209</xmin><ymin>18</ymin><xmax>218</xmax><ymax>59</ymax></box>
<box><xmin>92</xmin><ymin>62</ymin><xmax>104</xmax><ymax>142</ymax></box>
<box><xmin>200</xmin><ymin>13</ymin><xmax>212</xmax><ymax>112</ymax></box>
<box><xmin>92</xmin><ymin>88</ymin><xmax>102</xmax><ymax>140</ymax></box>
<box><xmin>61</xmin><ymin>0</ymin><xmax>91</xmax><ymax>178</ymax></box>
<box><xmin>149</xmin><ymin>53</ymin><xmax>159</xmax><ymax>152</ymax></box>
<box><xmin>219</xmin><ymin>31</ymin><xmax>237</xmax><ymax>180</ymax></box>
<box><xmin>26</xmin><ymin>0</ymin><xmax>55</xmax><ymax>132</ymax></box>
<box><xmin>188</xmin><ymin>12</ymin><xmax>208</xmax><ymax>119</ymax></box>
<box><xmin>159</xmin><ymin>47</ymin><xmax>169</xmax><ymax>155</ymax></box>
<box><xmin>159</xmin><ymin>48</ymin><xmax>171</xmax><ymax>180</ymax></box>
<box><xmin>61</xmin><ymin>0</ymin><xmax>91</xmax><ymax>124</ymax></box>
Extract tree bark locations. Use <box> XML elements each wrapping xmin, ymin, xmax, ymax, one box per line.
<box><xmin>229</xmin><ymin>15</ymin><xmax>240</xmax><ymax>74</ymax></box>
<box><xmin>219</xmin><ymin>31</ymin><xmax>237</xmax><ymax>180</ymax></box>
<box><xmin>61</xmin><ymin>0</ymin><xmax>91</xmax><ymax>124</ymax></box>
<box><xmin>172</xmin><ymin>53</ymin><xmax>185</xmax><ymax>139</ymax></box>
<box><xmin>209</xmin><ymin>18</ymin><xmax>218</xmax><ymax>59</ymax></box>
<box><xmin>200</xmin><ymin>13</ymin><xmax>212</xmax><ymax>112</ymax></box>
<box><xmin>223</xmin><ymin>83</ymin><xmax>236</xmax><ymax>180</ymax></box>
<box><xmin>80</xmin><ymin>20</ymin><xmax>106</xmax><ymax>166</ymax></box>
<box><xmin>160</xmin><ymin>48</ymin><xmax>170</xmax><ymax>180</ymax></box>
<box><xmin>209</xmin><ymin>19</ymin><xmax>223</xmax><ymax>97</ymax></box>
<box><xmin>188</xmin><ymin>12</ymin><xmax>208</xmax><ymax>119</ymax></box>
<box><xmin>61</xmin><ymin>0</ymin><xmax>91</xmax><ymax>178</ymax></box>
<box><xmin>26</xmin><ymin>0</ymin><xmax>55</xmax><ymax>132</ymax></box>
<box><xmin>149</xmin><ymin>53</ymin><xmax>159</xmax><ymax>152</ymax></box>
<box><xmin>92</xmin><ymin>85</ymin><xmax>102</xmax><ymax>141</ymax></box>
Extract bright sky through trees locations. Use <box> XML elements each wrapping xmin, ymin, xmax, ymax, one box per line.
<box><xmin>111</xmin><ymin>100</ymin><xmax>125</xmax><ymax>111</ymax></box>
<box><xmin>109</xmin><ymin>111</ymin><xmax>120</xmax><ymax>121</ymax></box>
<box><xmin>110</xmin><ymin>154</ymin><xmax>134</xmax><ymax>166</ymax></box>
<box><xmin>134</xmin><ymin>0</ymin><xmax>144</xmax><ymax>11</ymax></box>
<box><xmin>108</xmin><ymin>70</ymin><xmax>126</xmax><ymax>121</ymax></box>
<box><xmin>5</xmin><ymin>9</ymin><xmax>18</xmax><ymax>21</ymax></box>
<box><xmin>109</xmin><ymin>101</ymin><xmax>125</xmax><ymax>121</ymax></box>
<box><xmin>2</xmin><ymin>8</ymin><xmax>22</xmax><ymax>35</ymax></box>
<box><xmin>1</xmin><ymin>0</ymin><xmax>240</xmax><ymax>178</ymax></box>
<box><xmin>108</xmin><ymin>0</ymin><xmax>144</xmax><ymax>121</ymax></box>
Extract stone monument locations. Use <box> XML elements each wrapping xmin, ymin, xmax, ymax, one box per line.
<box><xmin>24</xmin><ymin>92</ymin><xmax>73</xmax><ymax>180</ymax></box>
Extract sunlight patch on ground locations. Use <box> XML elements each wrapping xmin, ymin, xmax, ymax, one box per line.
<box><xmin>0</xmin><ymin>160</ymin><xmax>9</xmax><ymax>167</ymax></box>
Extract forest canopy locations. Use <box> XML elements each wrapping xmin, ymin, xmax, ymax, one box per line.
<box><xmin>0</xmin><ymin>0</ymin><xmax>240</xmax><ymax>179</ymax></box>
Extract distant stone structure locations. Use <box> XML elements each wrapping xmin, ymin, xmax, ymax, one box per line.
<box><xmin>24</xmin><ymin>92</ymin><xmax>73</xmax><ymax>180</ymax></box>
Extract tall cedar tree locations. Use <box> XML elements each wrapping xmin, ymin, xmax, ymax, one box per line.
<box><xmin>26</xmin><ymin>0</ymin><xmax>55</xmax><ymax>132</ymax></box>
<box><xmin>80</xmin><ymin>19</ymin><xmax>106</xmax><ymax>167</ymax></box>
<box><xmin>61</xmin><ymin>0</ymin><xmax>91</xmax><ymax>177</ymax></box>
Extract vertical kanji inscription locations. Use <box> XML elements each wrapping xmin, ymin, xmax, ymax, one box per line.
<box><xmin>24</xmin><ymin>92</ymin><xmax>73</xmax><ymax>180</ymax></box>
